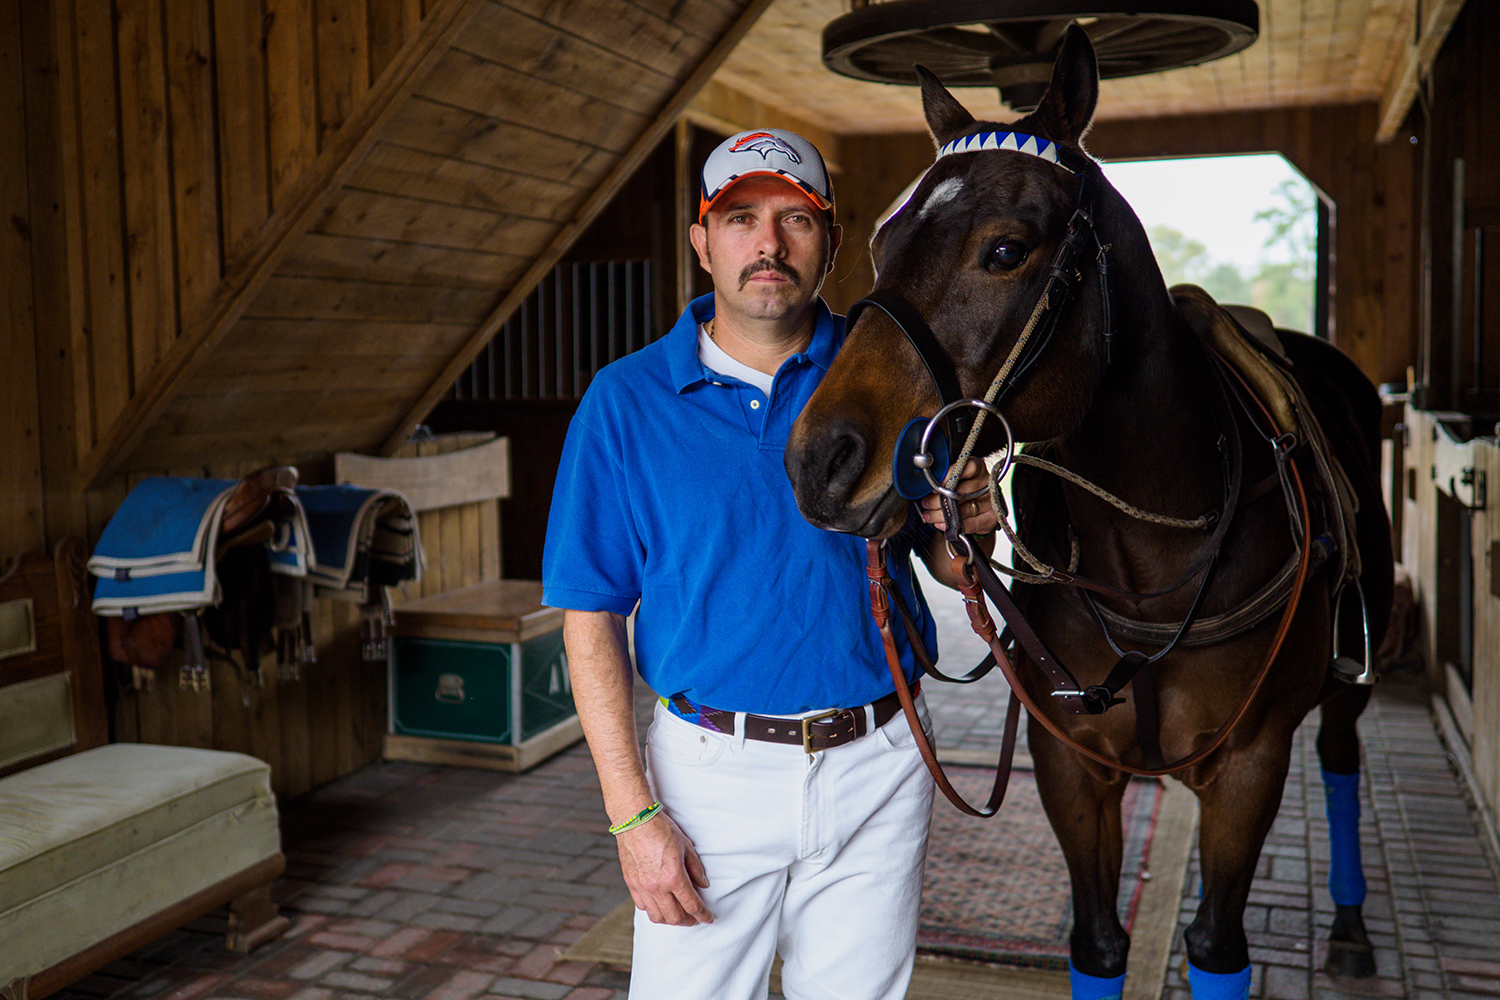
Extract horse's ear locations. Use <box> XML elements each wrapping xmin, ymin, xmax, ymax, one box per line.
<box><xmin>1029</xmin><ymin>23</ymin><xmax>1098</xmax><ymax>145</ymax></box>
<box><xmin>917</xmin><ymin>65</ymin><xmax>977</xmax><ymax>149</ymax></box>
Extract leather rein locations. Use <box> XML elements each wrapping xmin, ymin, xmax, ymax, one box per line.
<box><xmin>856</xmin><ymin>136</ymin><xmax>1316</xmax><ymax>817</ymax></box>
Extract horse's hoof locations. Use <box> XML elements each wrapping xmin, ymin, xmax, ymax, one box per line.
<box><xmin>1324</xmin><ymin>938</ymin><xmax>1376</xmax><ymax>978</ymax></box>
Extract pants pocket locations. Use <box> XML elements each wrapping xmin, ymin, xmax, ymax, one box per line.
<box><xmin>645</xmin><ymin>708</ymin><xmax>726</xmax><ymax>766</ymax></box>
<box><xmin>876</xmin><ymin>699</ymin><xmax>932</xmax><ymax>751</ymax></box>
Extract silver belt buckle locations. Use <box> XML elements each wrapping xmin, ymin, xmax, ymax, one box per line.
<box><xmin>801</xmin><ymin>709</ymin><xmax>841</xmax><ymax>754</ymax></box>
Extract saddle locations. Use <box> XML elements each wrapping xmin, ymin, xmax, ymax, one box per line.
<box><xmin>1058</xmin><ymin>288</ymin><xmax>1371</xmax><ymax>652</ymax></box>
<box><xmin>296</xmin><ymin>484</ymin><xmax>424</xmax><ymax>662</ymax></box>
<box><xmin>89</xmin><ymin>471</ymin><xmax>422</xmax><ymax>691</ymax></box>
<box><xmin>91</xmin><ymin>468</ymin><xmax>304</xmax><ymax>690</ymax></box>
<box><xmin>1172</xmin><ymin>285</ymin><xmax>1363</xmax><ymax>589</ymax></box>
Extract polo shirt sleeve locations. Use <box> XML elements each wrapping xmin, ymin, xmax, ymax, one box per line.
<box><xmin>541</xmin><ymin>393</ymin><xmax>642</xmax><ymax>615</ymax></box>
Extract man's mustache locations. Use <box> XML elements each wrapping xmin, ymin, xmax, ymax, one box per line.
<box><xmin>739</xmin><ymin>258</ymin><xmax>801</xmax><ymax>288</ymax></box>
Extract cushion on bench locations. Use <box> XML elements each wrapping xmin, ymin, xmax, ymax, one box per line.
<box><xmin>0</xmin><ymin>743</ymin><xmax>281</xmax><ymax>980</ymax></box>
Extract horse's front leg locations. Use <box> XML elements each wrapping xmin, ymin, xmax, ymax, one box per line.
<box><xmin>1183</xmin><ymin>737</ymin><xmax>1295</xmax><ymax>1000</ymax></box>
<box><xmin>1030</xmin><ymin>717</ymin><xmax>1132</xmax><ymax>997</ymax></box>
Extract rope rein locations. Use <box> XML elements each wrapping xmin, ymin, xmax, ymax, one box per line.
<box><xmin>983</xmin><ymin>452</ymin><xmax>1215</xmax><ymax>586</ymax></box>
<box><xmin>1011</xmin><ymin>454</ymin><xmax>1211</xmax><ymax>529</ymax></box>
<box><xmin>939</xmin><ymin>268</ymin><xmax>1055</xmax><ymax>494</ymax></box>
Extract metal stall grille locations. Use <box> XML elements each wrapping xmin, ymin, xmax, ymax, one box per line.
<box><xmin>451</xmin><ymin>259</ymin><xmax>655</xmax><ymax>402</ymax></box>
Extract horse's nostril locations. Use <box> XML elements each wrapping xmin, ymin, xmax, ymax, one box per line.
<box><xmin>821</xmin><ymin>423</ymin><xmax>870</xmax><ymax>499</ymax></box>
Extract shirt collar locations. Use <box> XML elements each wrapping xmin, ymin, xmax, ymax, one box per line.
<box><xmin>666</xmin><ymin>293</ymin><xmax>843</xmax><ymax>393</ymax></box>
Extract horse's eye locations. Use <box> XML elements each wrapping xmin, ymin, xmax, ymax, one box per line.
<box><xmin>989</xmin><ymin>241</ymin><xmax>1030</xmax><ymax>271</ymax></box>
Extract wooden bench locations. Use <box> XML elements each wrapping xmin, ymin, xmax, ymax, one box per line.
<box><xmin>0</xmin><ymin>541</ymin><xmax>287</xmax><ymax>999</ymax></box>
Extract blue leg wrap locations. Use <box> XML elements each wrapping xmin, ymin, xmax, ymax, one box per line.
<box><xmin>1069</xmin><ymin>962</ymin><xmax>1126</xmax><ymax>1000</ymax></box>
<box><xmin>1187</xmin><ymin>963</ymin><xmax>1251</xmax><ymax>1000</ymax></box>
<box><xmin>1322</xmin><ymin>768</ymin><xmax>1367</xmax><ymax>906</ymax></box>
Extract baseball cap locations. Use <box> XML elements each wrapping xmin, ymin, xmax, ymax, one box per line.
<box><xmin>698</xmin><ymin>128</ymin><xmax>834</xmax><ymax>222</ymax></box>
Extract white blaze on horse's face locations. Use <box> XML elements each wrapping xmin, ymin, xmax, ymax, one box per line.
<box><xmin>917</xmin><ymin>177</ymin><xmax>965</xmax><ymax>219</ymax></box>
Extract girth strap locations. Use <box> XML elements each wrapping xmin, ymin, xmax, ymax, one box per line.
<box><xmin>1084</xmin><ymin>535</ymin><xmax>1332</xmax><ymax>647</ymax></box>
<box><xmin>1131</xmin><ymin>660</ymin><xmax>1165</xmax><ymax>771</ymax></box>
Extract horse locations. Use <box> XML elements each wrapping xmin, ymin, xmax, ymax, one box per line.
<box><xmin>784</xmin><ymin>25</ymin><xmax>1394</xmax><ymax>998</ymax></box>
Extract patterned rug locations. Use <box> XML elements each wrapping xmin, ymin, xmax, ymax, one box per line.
<box><xmin>919</xmin><ymin>766</ymin><xmax>1163</xmax><ymax>969</ymax></box>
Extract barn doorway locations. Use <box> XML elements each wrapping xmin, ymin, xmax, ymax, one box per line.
<box><xmin>1106</xmin><ymin>153</ymin><xmax>1325</xmax><ymax>338</ymax></box>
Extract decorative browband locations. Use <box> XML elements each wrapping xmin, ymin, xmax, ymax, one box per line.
<box><xmin>935</xmin><ymin>131</ymin><xmax>1088</xmax><ymax>177</ymax></box>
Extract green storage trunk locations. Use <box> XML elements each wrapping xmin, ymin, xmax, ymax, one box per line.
<box><xmin>385</xmin><ymin>581</ymin><xmax>581</xmax><ymax>771</ymax></box>
<box><xmin>391</xmin><ymin>629</ymin><xmax>572</xmax><ymax>743</ymax></box>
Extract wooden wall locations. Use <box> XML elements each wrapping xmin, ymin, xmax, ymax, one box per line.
<box><xmin>105</xmin><ymin>431</ymin><xmax>500</xmax><ymax>800</ymax></box>
<box><xmin>6</xmin><ymin>0</ymin><xmax>765</xmax><ymax>537</ymax></box>
<box><xmin>828</xmin><ymin>104</ymin><xmax>1421</xmax><ymax>389</ymax></box>
<box><xmin>3</xmin><ymin>0</ymin><xmax>444</xmax><ymax>798</ymax></box>
<box><xmin>823</xmin><ymin>133</ymin><xmax>939</xmax><ymax>315</ymax></box>
<box><xmin>2</xmin><ymin>0</ymin><xmax>45</xmax><ymax>555</ymax></box>
<box><xmin>1474</xmin><ymin>437</ymin><xmax>1500</xmax><ymax>818</ymax></box>
<box><xmin>1400</xmin><ymin>408</ymin><xmax>1500</xmax><ymax>822</ymax></box>
<box><xmin>6</xmin><ymin>0</ymin><xmax>439</xmax><ymax>548</ymax></box>
<box><xmin>1395</xmin><ymin>0</ymin><xmax>1500</xmax><ymax>831</ymax></box>
<box><xmin>2</xmin><ymin>0</ymin><xmax>767</xmax><ymax>797</ymax></box>
<box><xmin>82</xmin><ymin>0</ymin><xmax>761</xmax><ymax>491</ymax></box>
<box><xmin>1413</xmin><ymin>0</ymin><xmax>1500</xmax><ymax>414</ymax></box>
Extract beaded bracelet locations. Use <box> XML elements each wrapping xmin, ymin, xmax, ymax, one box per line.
<box><xmin>608</xmin><ymin>802</ymin><xmax>663</xmax><ymax>835</ymax></box>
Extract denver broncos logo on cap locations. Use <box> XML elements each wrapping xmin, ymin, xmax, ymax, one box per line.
<box><xmin>729</xmin><ymin>132</ymin><xmax>802</xmax><ymax>163</ymax></box>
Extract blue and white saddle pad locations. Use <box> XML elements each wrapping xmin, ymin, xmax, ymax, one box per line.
<box><xmin>89</xmin><ymin>478</ymin><xmax>420</xmax><ymax>618</ymax></box>
<box><xmin>297</xmin><ymin>485</ymin><xmax>422</xmax><ymax>598</ymax></box>
<box><xmin>88</xmin><ymin>477</ymin><xmax>312</xmax><ymax>617</ymax></box>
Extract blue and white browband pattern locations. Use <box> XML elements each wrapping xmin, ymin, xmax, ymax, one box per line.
<box><xmin>936</xmin><ymin>131</ymin><xmax>1081</xmax><ymax>176</ymax></box>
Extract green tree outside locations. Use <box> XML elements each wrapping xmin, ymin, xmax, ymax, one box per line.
<box><xmin>1142</xmin><ymin>177</ymin><xmax>1316</xmax><ymax>333</ymax></box>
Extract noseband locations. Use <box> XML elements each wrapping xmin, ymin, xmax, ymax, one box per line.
<box><xmin>851</xmin><ymin>131</ymin><xmax>1114</xmax><ymax>501</ymax></box>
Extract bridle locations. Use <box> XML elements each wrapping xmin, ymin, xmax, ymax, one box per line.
<box><xmin>854</xmin><ymin>132</ymin><xmax>1315</xmax><ymax>816</ymax></box>
<box><xmin>853</xmin><ymin>131</ymin><xmax>1115</xmax><ymax>492</ymax></box>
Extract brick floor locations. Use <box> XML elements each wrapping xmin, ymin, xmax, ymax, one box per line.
<box><xmin>42</xmin><ymin>575</ymin><xmax>1500</xmax><ymax>1000</ymax></box>
<box><xmin>1152</xmin><ymin>673</ymin><xmax>1500</xmax><ymax>1000</ymax></box>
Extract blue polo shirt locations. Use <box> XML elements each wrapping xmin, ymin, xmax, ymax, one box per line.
<box><xmin>542</xmin><ymin>294</ymin><xmax>936</xmax><ymax>715</ymax></box>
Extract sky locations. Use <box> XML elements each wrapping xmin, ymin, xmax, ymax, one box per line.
<box><xmin>1101</xmin><ymin>153</ymin><xmax>1310</xmax><ymax>271</ymax></box>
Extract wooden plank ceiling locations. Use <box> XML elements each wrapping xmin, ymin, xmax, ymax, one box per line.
<box><xmin>713</xmin><ymin>0</ymin><xmax>1464</xmax><ymax>138</ymax></box>
<box><xmin>88</xmin><ymin>0</ymin><xmax>769</xmax><ymax>484</ymax></box>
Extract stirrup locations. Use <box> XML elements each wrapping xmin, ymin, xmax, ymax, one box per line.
<box><xmin>1329</xmin><ymin>576</ymin><xmax>1378</xmax><ymax>685</ymax></box>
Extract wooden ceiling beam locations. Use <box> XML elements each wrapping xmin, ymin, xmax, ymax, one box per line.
<box><xmin>381</xmin><ymin>0</ymin><xmax>780</xmax><ymax>455</ymax></box>
<box><xmin>1377</xmin><ymin>0</ymin><xmax>1467</xmax><ymax>141</ymax></box>
<box><xmin>78</xmin><ymin>0</ymin><xmax>483</xmax><ymax>489</ymax></box>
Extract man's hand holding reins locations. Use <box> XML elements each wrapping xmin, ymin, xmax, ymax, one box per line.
<box><xmin>917</xmin><ymin>458</ymin><xmax>998</xmax><ymax>537</ymax></box>
<box><xmin>615</xmin><ymin>810</ymin><xmax>713</xmax><ymax>926</ymax></box>
<box><xmin>917</xmin><ymin>458</ymin><xmax>998</xmax><ymax>590</ymax></box>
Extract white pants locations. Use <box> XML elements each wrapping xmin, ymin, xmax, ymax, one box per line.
<box><xmin>630</xmin><ymin>695</ymin><xmax>935</xmax><ymax>1000</ymax></box>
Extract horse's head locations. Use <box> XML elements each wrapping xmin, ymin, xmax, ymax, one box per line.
<box><xmin>787</xmin><ymin>26</ymin><xmax>1165</xmax><ymax>538</ymax></box>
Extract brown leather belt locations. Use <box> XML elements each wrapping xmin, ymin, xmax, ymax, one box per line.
<box><xmin>672</xmin><ymin>682</ymin><xmax>919</xmax><ymax>754</ymax></box>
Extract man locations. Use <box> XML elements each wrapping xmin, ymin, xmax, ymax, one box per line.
<box><xmin>542</xmin><ymin>128</ymin><xmax>995</xmax><ymax>1000</ymax></box>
